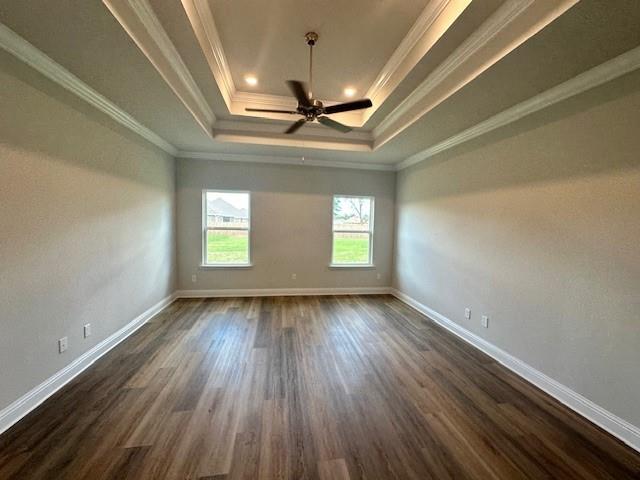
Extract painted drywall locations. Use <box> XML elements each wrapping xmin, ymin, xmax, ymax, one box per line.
<box><xmin>176</xmin><ymin>158</ymin><xmax>395</xmax><ymax>291</ymax></box>
<box><xmin>393</xmin><ymin>70</ymin><xmax>640</xmax><ymax>427</ymax></box>
<box><xmin>0</xmin><ymin>53</ymin><xmax>176</xmax><ymax>411</ymax></box>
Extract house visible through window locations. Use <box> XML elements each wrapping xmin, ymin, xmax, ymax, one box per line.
<box><xmin>332</xmin><ymin>195</ymin><xmax>374</xmax><ymax>265</ymax></box>
<box><xmin>203</xmin><ymin>190</ymin><xmax>250</xmax><ymax>265</ymax></box>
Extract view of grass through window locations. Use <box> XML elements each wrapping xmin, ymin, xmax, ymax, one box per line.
<box><xmin>332</xmin><ymin>232</ymin><xmax>370</xmax><ymax>263</ymax></box>
<box><xmin>204</xmin><ymin>192</ymin><xmax>372</xmax><ymax>266</ymax></box>
<box><xmin>204</xmin><ymin>191</ymin><xmax>250</xmax><ymax>264</ymax></box>
<box><xmin>206</xmin><ymin>231</ymin><xmax>249</xmax><ymax>264</ymax></box>
<box><xmin>332</xmin><ymin>196</ymin><xmax>373</xmax><ymax>264</ymax></box>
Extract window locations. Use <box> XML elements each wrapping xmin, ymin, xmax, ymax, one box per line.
<box><xmin>202</xmin><ymin>190</ymin><xmax>250</xmax><ymax>266</ymax></box>
<box><xmin>332</xmin><ymin>195</ymin><xmax>374</xmax><ymax>266</ymax></box>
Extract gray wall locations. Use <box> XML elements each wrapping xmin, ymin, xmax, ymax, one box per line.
<box><xmin>0</xmin><ymin>54</ymin><xmax>176</xmax><ymax>411</ymax></box>
<box><xmin>393</xmin><ymin>71</ymin><xmax>640</xmax><ymax>427</ymax></box>
<box><xmin>176</xmin><ymin>158</ymin><xmax>395</xmax><ymax>291</ymax></box>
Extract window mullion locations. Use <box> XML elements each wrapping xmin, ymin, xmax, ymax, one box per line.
<box><xmin>208</xmin><ymin>227</ymin><xmax>249</xmax><ymax>232</ymax></box>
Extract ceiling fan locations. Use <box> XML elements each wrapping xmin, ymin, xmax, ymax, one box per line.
<box><xmin>245</xmin><ymin>32</ymin><xmax>373</xmax><ymax>134</ymax></box>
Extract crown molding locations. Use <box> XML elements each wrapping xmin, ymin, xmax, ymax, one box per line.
<box><xmin>374</xmin><ymin>0</ymin><xmax>579</xmax><ymax>148</ymax></box>
<box><xmin>178</xmin><ymin>151</ymin><xmax>395</xmax><ymax>171</ymax></box>
<box><xmin>213</xmin><ymin>119</ymin><xmax>373</xmax><ymax>142</ymax></box>
<box><xmin>180</xmin><ymin>0</ymin><xmax>234</xmax><ymax>107</ymax></box>
<box><xmin>208</xmin><ymin>139</ymin><xmax>371</xmax><ymax>153</ymax></box>
<box><xmin>396</xmin><ymin>44</ymin><xmax>640</xmax><ymax>170</ymax></box>
<box><xmin>211</xmin><ymin>118</ymin><xmax>373</xmax><ymax>151</ymax></box>
<box><xmin>0</xmin><ymin>22</ymin><xmax>177</xmax><ymax>155</ymax></box>
<box><xmin>363</xmin><ymin>0</ymin><xmax>470</xmax><ymax>124</ymax></box>
<box><xmin>103</xmin><ymin>0</ymin><xmax>215</xmax><ymax>137</ymax></box>
<box><xmin>208</xmin><ymin>114</ymin><xmax>373</xmax><ymax>150</ymax></box>
<box><xmin>211</xmin><ymin>132</ymin><xmax>372</xmax><ymax>152</ymax></box>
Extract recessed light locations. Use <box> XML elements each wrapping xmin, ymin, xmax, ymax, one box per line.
<box><xmin>343</xmin><ymin>87</ymin><xmax>356</xmax><ymax>97</ymax></box>
<box><xmin>245</xmin><ymin>75</ymin><xmax>258</xmax><ymax>86</ymax></box>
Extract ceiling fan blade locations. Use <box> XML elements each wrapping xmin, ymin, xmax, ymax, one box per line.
<box><xmin>318</xmin><ymin>116</ymin><xmax>352</xmax><ymax>133</ymax></box>
<box><xmin>245</xmin><ymin>108</ymin><xmax>298</xmax><ymax>114</ymax></box>
<box><xmin>323</xmin><ymin>98</ymin><xmax>372</xmax><ymax>115</ymax></box>
<box><xmin>285</xmin><ymin>118</ymin><xmax>306</xmax><ymax>134</ymax></box>
<box><xmin>286</xmin><ymin>80</ymin><xmax>312</xmax><ymax>108</ymax></box>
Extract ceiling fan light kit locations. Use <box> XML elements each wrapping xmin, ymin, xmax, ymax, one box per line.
<box><xmin>245</xmin><ymin>32</ymin><xmax>373</xmax><ymax>135</ymax></box>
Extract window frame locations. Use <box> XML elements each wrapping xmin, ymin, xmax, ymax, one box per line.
<box><xmin>201</xmin><ymin>189</ymin><xmax>252</xmax><ymax>268</ymax></box>
<box><xmin>330</xmin><ymin>194</ymin><xmax>375</xmax><ymax>268</ymax></box>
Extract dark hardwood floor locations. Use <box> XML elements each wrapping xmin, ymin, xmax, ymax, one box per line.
<box><xmin>1</xmin><ymin>295</ymin><xmax>638</xmax><ymax>479</ymax></box>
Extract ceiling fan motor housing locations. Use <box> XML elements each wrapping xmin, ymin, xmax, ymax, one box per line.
<box><xmin>305</xmin><ymin>32</ymin><xmax>318</xmax><ymax>46</ymax></box>
<box><xmin>299</xmin><ymin>99</ymin><xmax>324</xmax><ymax>120</ymax></box>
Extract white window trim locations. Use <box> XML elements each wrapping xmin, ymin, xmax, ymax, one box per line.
<box><xmin>330</xmin><ymin>194</ymin><xmax>375</xmax><ymax>267</ymax></box>
<box><xmin>201</xmin><ymin>189</ymin><xmax>252</xmax><ymax>267</ymax></box>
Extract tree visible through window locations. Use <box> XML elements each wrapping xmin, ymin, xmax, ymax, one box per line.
<box><xmin>203</xmin><ymin>190</ymin><xmax>250</xmax><ymax>265</ymax></box>
<box><xmin>332</xmin><ymin>195</ymin><xmax>374</xmax><ymax>265</ymax></box>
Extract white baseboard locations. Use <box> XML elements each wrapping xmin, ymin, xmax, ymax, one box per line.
<box><xmin>0</xmin><ymin>293</ymin><xmax>177</xmax><ymax>436</ymax></box>
<box><xmin>390</xmin><ymin>288</ymin><xmax>640</xmax><ymax>453</ymax></box>
<box><xmin>176</xmin><ymin>286</ymin><xmax>392</xmax><ymax>298</ymax></box>
<box><xmin>6</xmin><ymin>288</ymin><xmax>636</xmax><ymax>454</ymax></box>
<box><xmin>0</xmin><ymin>287</ymin><xmax>386</xmax><ymax>435</ymax></box>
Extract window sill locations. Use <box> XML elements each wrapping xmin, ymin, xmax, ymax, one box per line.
<box><xmin>329</xmin><ymin>264</ymin><xmax>375</xmax><ymax>269</ymax></box>
<box><xmin>199</xmin><ymin>263</ymin><xmax>253</xmax><ymax>269</ymax></box>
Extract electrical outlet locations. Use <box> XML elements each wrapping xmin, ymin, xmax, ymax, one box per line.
<box><xmin>465</xmin><ymin>308</ymin><xmax>471</xmax><ymax>319</ymax></box>
<box><xmin>291</xmin><ymin>273</ymin><xmax>297</xmax><ymax>280</ymax></box>
<box><xmin>191</xmin><ymin>274</ymin><xmax>197</xmax><ymax>283</ymax></box>
<box><xmin>481</xmin><ymin>315</ymin><xmax>489</xmax><ymax>328</ymax></box>
<box><xmin>84</xmin><ymin>323</ymin><xmax>91</xmax><ymax>338</ymax></box>
<box><xmin>58</xmin><ymin>337</ymin><xmax>68</xmax><ymax>353</ymax></box>
<box><xmin>376</xmin><ymin>273</ymin><xmax>382</xmax><ymax>280</ymax></box>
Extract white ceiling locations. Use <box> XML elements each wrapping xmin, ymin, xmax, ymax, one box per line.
<box><xmin>1</xmin><ymin>0</ymin><xmax>639</xmax><ymax>169</ymax></box>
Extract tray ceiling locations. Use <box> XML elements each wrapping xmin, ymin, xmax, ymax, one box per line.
<box><xmin>102</xmin><ymin>0</ymin><xmax>578</xmax><ymax>150</ymax></box>
<box><xmin>1</xmin><ymin>1</ymin><xmax>639</xmax><ymax>169</ymax></box>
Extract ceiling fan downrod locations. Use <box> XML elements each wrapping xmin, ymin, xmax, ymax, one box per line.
<box><xmin>305</xmin><ymin>32</ymin><xmax>318</xmax><ymax>100</ymax></box>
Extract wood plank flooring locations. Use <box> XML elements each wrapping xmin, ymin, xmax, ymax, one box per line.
<box><xmin>0</xmin><ymin>295</ymin><xmax>639</xmax><ymax>479</ymax></box>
